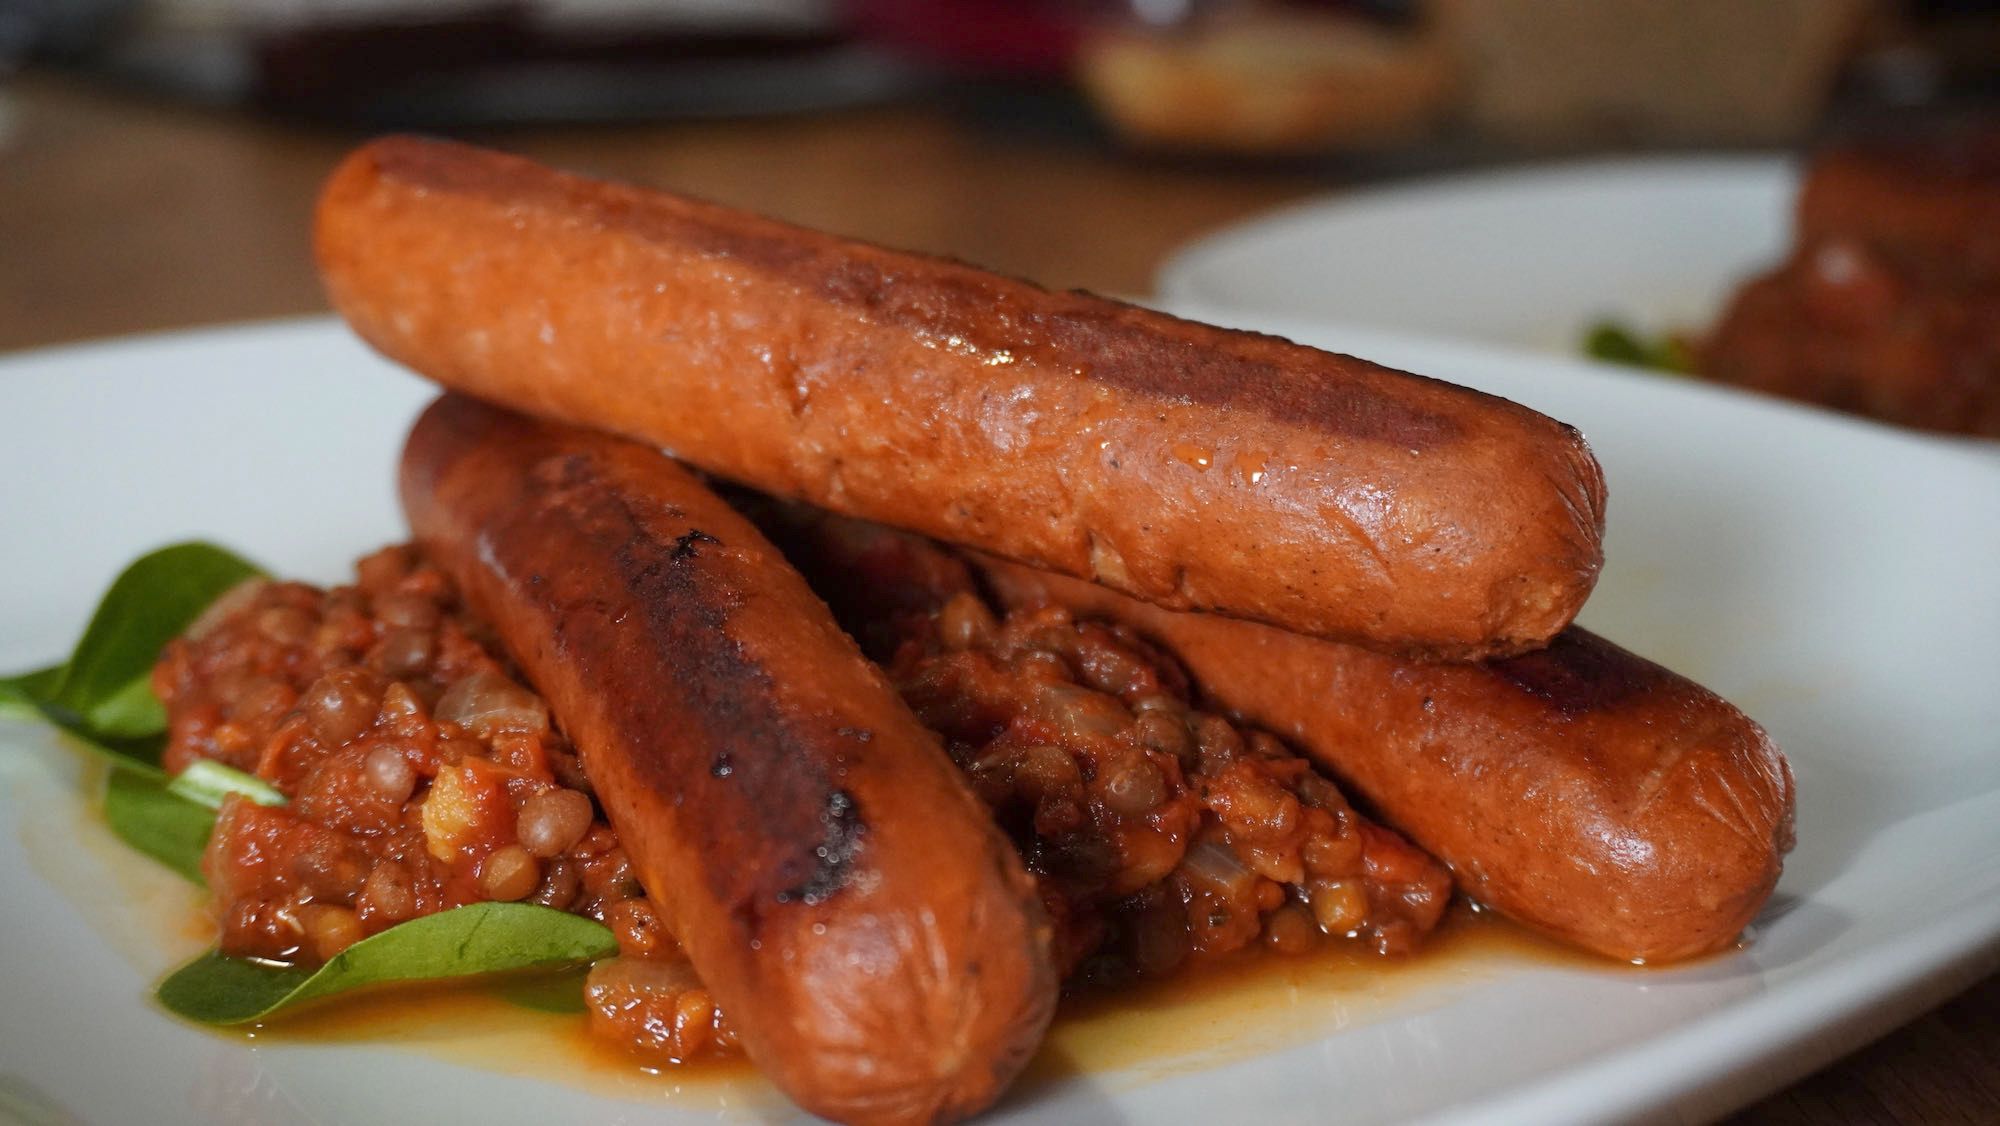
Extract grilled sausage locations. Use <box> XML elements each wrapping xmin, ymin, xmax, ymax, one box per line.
<box><xmin>400</xmin><ymin>395</ymin><xmax>1057</xmax><ymax>1125</ymax></box>
<box><xmin>321</xmin><ymin>135</ymin><xmax>1607</xmax><ymax>658</ymax></box>
<box><xmin>742</xmin><ymin>504</ymin><xmax>1793</xmax><ymax>965</ymax></box>
<box><xmin>977</xmin><ymin>559</ymin><xmax>1795</xmax><ymax>964</ymax></box>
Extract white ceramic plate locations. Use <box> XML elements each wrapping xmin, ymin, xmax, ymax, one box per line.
<box><xmin>1158</xmin><ymin>157</ymin><xmax>1797</xmax><ymax>354</ymax></box>
<box><xmin>3</xmin><ymin>316</ymin><xmax>1998</xmax><ymax>1125</ymax></box>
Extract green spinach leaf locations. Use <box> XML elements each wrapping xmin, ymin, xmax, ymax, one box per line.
<box><xmin>45</xmin><ymin>543</ymin><xmax>264</xmax><ymax>739</ymax></box>
<box><xmin>493</xmin><ymin>965</ymin><xmax>594</xmax><ymax>1014</ymax></box>
<box><xmin>3</xmin><ymin>542</ymin><xmax>264</xmax><ymax>776</ymax></box>
<box><xmin>3</xmin><ymin>543</ymin><xmax>269</xmax><ymax>882</ymax></box>
<box><xmin>103</xmin><ymin>769</ymin><xmax>215</xmax><ymax>885</ymax></box>
<box><xmin>1583</xmin><ymin>320</ymin><xmax>1695</xmax><ymax>374</ymax></box>
<box><xmin>41</xmin><ymin>726</ymin><xmax>169</xmax><ymax>780</ymax></box>
<box><xmin>156</xmin><ymin>903</ymin><xmax>618</xmax><ymax>1025</ymax></box>
<box><xmin>0</xmin><ymin>665</ymin><xmax>62</xmax><ymax>721</ymax></box>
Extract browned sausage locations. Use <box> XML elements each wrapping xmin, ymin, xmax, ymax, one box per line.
<box><xmin>740</xmin><ymin>504</ymin><xmax>1794</xmax><ymax>965</ymax></box>
<box><xmin>400</xmin><ymin>395</ymin><xmax>1057</xmax><ymax>1124</ymax></box>
<box><xmin>320</xmin><ymin>135</ymin><xmax>1607</xmax><ymax>659</ymax></box>
<box><xmin>977</xmin><ymin>559</ymin><xmax>1796</xmax><ymax>964</ymax></box>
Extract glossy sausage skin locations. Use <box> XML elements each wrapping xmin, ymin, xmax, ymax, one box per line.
<box><xmin>401</xmin><ymin>396</ymin><xmax>1057</xmax><ymax>1124</ymax></box>
<box><xmin>321</xmin><ymin>135</ymin><xmax>1606</xmax><ymax>658</ymax></box>
<box><xmin>977</xmin><ymin>559</ymin><xmax>1795</xmax><ymax>964</ymax></box>
<box><xmin>743</xmin><ymin>505</ymin><xmax>1794</xmax><ymax>965</ymax></box>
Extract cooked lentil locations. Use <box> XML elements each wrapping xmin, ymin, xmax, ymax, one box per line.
<box><xmin>153</xmin><ymin>545</ymin><xmax>1451</xmax><ymax>1066</ymax></box>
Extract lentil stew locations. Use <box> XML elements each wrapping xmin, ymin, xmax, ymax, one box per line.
<box><xmin>151</xmin><ymin>543</ymin><xmax>1450</xmax><ymax>1065</ymax></box>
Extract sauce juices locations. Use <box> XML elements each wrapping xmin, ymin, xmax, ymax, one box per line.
<box><xmin>16</xmin><ymin>748</ymin><xmax>1602</xmax><ymax>1114</ymax></box>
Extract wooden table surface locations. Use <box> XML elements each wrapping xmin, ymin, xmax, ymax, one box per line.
<box><xmin>2</xmin><ymin>71</ymin><xmax>1994</xmax><ymax>1123</ymax></box>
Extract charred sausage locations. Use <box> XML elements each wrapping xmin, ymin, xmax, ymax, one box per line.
<box><xmin>321</xmin><ymin>135</ymin><xmax>1607</xmax><ymax>658</ymax></box>
<box><xmin>400</xmin><ymin>395</ymin><xmax>1057</xmax><ymax>1124</ymax></box>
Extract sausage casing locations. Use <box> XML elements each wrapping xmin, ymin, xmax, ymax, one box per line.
<box><xmin>977</xmin><ymin>558</ymin><xmax>1795</xmax><ymax>964</ymax></box>
<box><xmin>321</xmin><ymin>135</ymin><xmax>1607</xmax><ymax>658</ymax></box>
<box><xmin>400</xmin><ymin>396</ymin><xmax>1057</xmax><ymax>1124</ymax></box>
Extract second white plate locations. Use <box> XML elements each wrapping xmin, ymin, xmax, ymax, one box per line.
<box><xmin>1158</xmin><ymin>156</ymin><xmax>1796</xmax><ymax>354</ymax></box>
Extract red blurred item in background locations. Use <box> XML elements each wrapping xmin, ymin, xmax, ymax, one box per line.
<box><xmin>846</xmin><ymin>0</ymin><xmax>1089</xmax><ymax>76</ymax></box>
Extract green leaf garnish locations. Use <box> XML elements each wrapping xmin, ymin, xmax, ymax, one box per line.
<box><xmin>156</xmin><ymin>903</ymin><xmax>619</xmax><ymax>1025</ymax></box>
<box><xmin>3</xmin><ymin>543</ymin><xmax>268</xmax><ymax>879</ymax></box>
<box><xmin>8</xmin><ymin>666</ymin><xmax>171</xmax><ymax>779</ymax></box>
<box><xmin>103</xmin><ymin>769</ymin><xmax>215</xmax><ymax>885</ymax></box>
<box><xmin>167</xmin><ymin>760</ymin><xmax>288</xmax><ymax>811</ymax></box>
<box><xmin>0</xmin><ymin>665</ymin><xmax>62</xmax><ymax>721</ymax></box>
<box><xmin>493</xmin><ymin>964</ymin><xmax>594</xmax><ymax>1014</ymax></box>
<box><xmin>44</xmin><ymin>543</ymin><xmax>264</xmax><ymax>739</ymax></box>
<box><xmin>2</xmin><ymin>542</ymin><xmax>265</xmax><ymax>762</ymax></box>
<box><xmin>1583</xmin><ymin>320</ymin><xmax>1695</xmax><ymax>375</ymax></box>
<box><xmin>47</xmin><ymin>726</ymin><xmax>169</xmax><ymax>780</ymax></box>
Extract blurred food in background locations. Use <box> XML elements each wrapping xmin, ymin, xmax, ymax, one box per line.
<box><xmin>1578</xmin><ymin>124</ymin><xmax>2000</xmax><ymax>438</ymax></box>
<box><xmin>1075</xmin><ymin>3</ymin><xmax>1453</xmax><ymax>154</ymax></box>
<box><xmin>1699</xmin><ymin>127</ymin><xmax>2000</xmax><ymax>436</ymax></box>
<box><xmin>1070</xmin><ymin>0</ymin><xmax>1991</xmax><ymax>157</ymax></box>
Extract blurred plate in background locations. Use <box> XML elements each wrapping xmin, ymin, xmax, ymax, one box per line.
<box><xmin>1157</xmin><ymin>157</ymin><xmax>1795</xmax><ymax>355</ymax></box>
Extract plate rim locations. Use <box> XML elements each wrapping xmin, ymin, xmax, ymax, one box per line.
<box><xmin>1155</xmin><ymin>152</ymin><xmax>1802</xmax><ymax>329</ymax></box>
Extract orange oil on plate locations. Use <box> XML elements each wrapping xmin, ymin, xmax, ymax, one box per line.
<box><xmin>14</xmin><ymin>745</ymin><xmax>1608</xmax><ymax>1112</ymax></box>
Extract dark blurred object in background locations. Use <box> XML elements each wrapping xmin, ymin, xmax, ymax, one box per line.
<box><xmin>0</xmin><ymin>0</ymin><xmax>130</xmax><ymax>76</ymax></box>
<box><xmin>3</xmin><ymin>0</ymin><xmax>1997</xmax><ymax>155</ymax></box>
<box><xmin>1701</xmin><ymin>125</ymin><xmax>2000</xmax><ymax>436</ymax></box>
<box><xmin>5</xmin><ymin>1</ymin><xmax>922</xmax><ymax>124</ymax></box>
